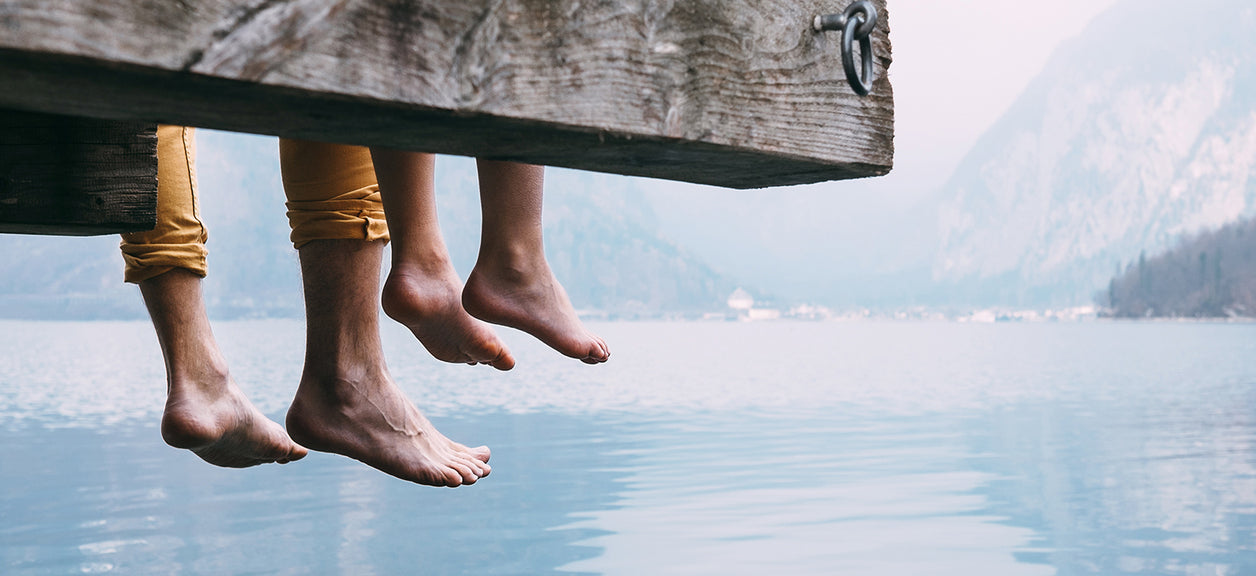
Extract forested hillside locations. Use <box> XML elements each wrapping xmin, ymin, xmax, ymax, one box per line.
<box><xmin>1102</xmin><ymin>217</ymin><xmax>1256</xmax><ymax>318</ymax></box>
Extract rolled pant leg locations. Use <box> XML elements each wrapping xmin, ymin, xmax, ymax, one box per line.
<box><xmin>119</xmin><ymin>125</ymin><xmax>208</xmax><ymax>284</ymax></box>
<box><xmin>279</xmin><ymin>139</ymin><xmax>388</xmax><ymax>248</ymax></box>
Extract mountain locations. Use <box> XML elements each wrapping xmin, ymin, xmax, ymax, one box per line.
<box><xmin>935</xmin><ymin>0</ymin><xmax>1256</xmax><ymax>306</ymax></box>
<box><xmin>0</xmin><ymin>131</ymin><xmax>736</xmax><ymax>319</ymax></box>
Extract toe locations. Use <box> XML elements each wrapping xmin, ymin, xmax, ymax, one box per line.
<box><xmin>591</xmin><ymin>338</ymin><xmax>609</xmax><ymax>361</ymax></box>
<box><xmin>461</xmin><ymin>454</ymin><xmax>490</xmax><ymax>477</ymax></box>
<box><xmin>286</xmin><ymin>443</ymin><xmax>309</xmax><ymax>462</ymax></box>
<box><xmin>448</xmin><ymin>459</ymin><xmax>478</xmax><ymax>485</ymax></box>
<box><xmin>579</xmin><ymin>338</ymin><xmax>607</xmax><ymax>363</ymax></box>
<box><xmin>440</xmin><ymin>467</ymin><xmax>464</xmax><ymax>487</ymax></box>
<box><xmin>491</xmin><ymin>350</ymin><xmax>516</xmax><ymax>371</ymax></box>
<box><xmin>450</xmin><ymin>440</ymin><xmax>491</xmax><ymax>464</ymax></box>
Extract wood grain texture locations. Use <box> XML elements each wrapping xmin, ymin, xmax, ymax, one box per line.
<box><xmin>0</xmin><ymin>110</ymin><xmax>157</xmax><ymax>235</ymax></box>
<box><xmin>0</xmin><ymin>0</ymin><xmax>893</xmax><ymax>189</ymax></box>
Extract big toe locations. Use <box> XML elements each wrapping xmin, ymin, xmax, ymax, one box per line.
<box><xmin>279</xmin><ymin>442</ymin><xmax>309</xmax><ymax>464</ymax></box>
<box><xmin>587</xmin><ymin>341</ymin><xmax>607</xmax><ymax>363</ymax></box>
<box><xmin>488</xmin><ymin>350</ymin><xmax>515</xmax><ymax>371</ymax></box>
<box><xmin>470</xmin><ymin>337</ymin><xmax>515</xmax><ymax>371</ymax></box>
<box><xmin>580</xmin><ymin>334</ymin><xmax>608</xmax><ymax>363</ymax></box>
<box><xmin>581</xmin><ymin>343</ymin><xmax>608</xmax><ymax>364</ymax></box>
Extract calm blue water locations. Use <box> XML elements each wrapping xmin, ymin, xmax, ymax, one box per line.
<box><xmin>2</xmin><ymin>320</ymin><xmax>1256</xmax><ymax>575</ymax></box>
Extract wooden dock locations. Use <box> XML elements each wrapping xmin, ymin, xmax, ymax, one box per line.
<box><xmin>0</xmin><ymin>0</ymin><xmax>893</xmax><ymax>234</ymax></box>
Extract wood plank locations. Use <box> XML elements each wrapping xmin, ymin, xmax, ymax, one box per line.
<box><xmin>0</xmin><ymin>0</ymin><xmax>893</xmax><ymax>189</ymax></box>
<box><xmin>0</xmin><ymin>110</ymin><xmax>157</xmax><ymax>235</ymax></box>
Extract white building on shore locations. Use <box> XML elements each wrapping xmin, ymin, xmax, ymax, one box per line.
<box><xmin>727</xmin><ymin>288</ymin><xmax>754</xmax><ymax>311</ymax></box>
<box><xmin>727</xmin><ymin>288</ymin><xmax>783</xmax><ymax>321</ymax></box>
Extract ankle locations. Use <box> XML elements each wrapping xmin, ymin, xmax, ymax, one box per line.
<box><xmin>473</xmin><ymin>249</ymin><xmax>549</xmax><ymax>285</ymax></box>
<box><xmin>166</xmin><ymin>360</ymin><xmax>231</xmax><ymax>396</ymax></box>
<box><xmin>389</xmin><ymin>249</ymin><xmax>458</xmax><ymax>279</ymax></box>
<box><xmin>296</xmin><ymin>364</ymin><xmax>388</xmax><ymax>398</ymax></box>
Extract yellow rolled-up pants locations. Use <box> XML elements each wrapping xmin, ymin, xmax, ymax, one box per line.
<box><xmin>120</xmin><ymin>125</ymin><xmax>390</xmax><ymax>283</ymax></box>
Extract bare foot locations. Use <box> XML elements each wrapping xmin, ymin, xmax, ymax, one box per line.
<box><xmin>382</xmin><ymin>265</ymin><xmax>515</xmax><ymax>371</ymax></box>
<box><xmin>162</xmin><ymin>376</ymin><xmax>308</xmax><ymax>468</ymax></box>
<box><xmin>463</xmin><ymin>262</ymin><xmax>609</xmax><ymax>364</ymax></box>
<box><xmin>286</xmin><ymin>370</ymin><xmax>491</xmax><ymax>487</ymax></box>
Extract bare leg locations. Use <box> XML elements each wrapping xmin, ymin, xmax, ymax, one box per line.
<box><xmin>140</xmin><ymin>269</ymin><xmax>307</xmax><ymax>468</ymax></box>
<box><xmin>370</xmin><ymin>148</ymin><xmax>515</xmax><ymax>371</ymax></box>
<box><xmin>462</xmin><ymin>160</ymin><xmax>609</xmax><ymax>364</ymax></box>
<box><xmin>285</xmin><ymin>240</ymin><xmax>492</xmax><ymax>487</ymax></box>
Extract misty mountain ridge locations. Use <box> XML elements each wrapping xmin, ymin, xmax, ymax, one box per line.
<box><xmin>935</xmin><ymin>0</ymin><xmax>1256</xmax><ymax>305</ymax></box>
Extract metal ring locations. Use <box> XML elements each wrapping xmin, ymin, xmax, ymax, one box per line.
<box><xmin>842</xmin><ymin>14</ymin><xmax>875</xmax><ymax>96</ymax></box>
<box><xmin>845</xmin><ymin>1</ymin><xmax>878</xmax><ymax>39</ymax></box>
<box><xmin>813</xmin><ymin>1</ymin><xmax>879</xmax><ymax>96</ymax></box>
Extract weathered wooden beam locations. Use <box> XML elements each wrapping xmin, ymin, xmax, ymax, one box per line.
<box><xmin>0</xmin><ymin>0</ymin><xmax>893</xmax><ymax>190</ymax></box>
<box><xmin>0</xmin><ymin>110</ymin><xmax>157</xmax><ymax>235</ymax></box>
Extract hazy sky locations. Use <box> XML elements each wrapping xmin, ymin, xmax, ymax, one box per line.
<box><xmin>641</xmin><ymin>0</ymin><xmax>1122</xmax><ymax>200</ymax></box>
<box><xmin>633</xmin><ymin>0</ymin><xmax>1126</xmax><ymax>301</ymax></box>
<box><xmin>888</xmin><ymin>0</ymin><xmax>1122</xmax><ymax>191</ymax></box>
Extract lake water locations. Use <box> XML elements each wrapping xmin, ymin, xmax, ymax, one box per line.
<box><xmin>2</xmin><ymin>320</ymin><xmax>1255</xmax><ymax>575</ymax></box>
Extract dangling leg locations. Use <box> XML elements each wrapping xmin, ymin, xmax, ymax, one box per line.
<box><xmin>370</xmin><ymin>148</ymin><xmax>514</xmax><ymax>370</ymax></box>
<box><xmin>280</xmin><ymin>140</ymin><xmax>491</xmax><ymax>487</ymax></box>
<box><xmin>284</xmin><ymin>239</ymin><xmax>490</xmax><ymax>486</ymax></box>
<box><xmin>462</xmin><ymin>160</ymin><xmax>609</xmax><ymax>364</ymax></box>
<box><xmin>142</xmin><ymin>269</ymin><xmax>307</xmax><ymax>467</ymax></box>
<box><xmin>122</xmin><ymin>125</ymin><xmax>306</xmax><ymax>468</ymax></box>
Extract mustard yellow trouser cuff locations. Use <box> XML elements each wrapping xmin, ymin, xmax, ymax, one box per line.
<box><xmin>120</xmin><ymin>244</ymin><xmax>209</xmax><ymax>284</ymax></box>
<box><xmin>285</xmin><ymin>185</ymin><xmax>389</xmax><ymax>249</ymax></box>
<box><xmin>280</xmin><ymin>138</ymin><xmax>388</xmax><ymax>248</ymax></box>
<box><xmin>121</xmin><ymin>131</ymin><xmax>388</xmax><ymax>284</ymax></box>
<box><xmin>120</xmin><ymin>125</ymin><xmax>207</xmax><ymax>284</ymax></box>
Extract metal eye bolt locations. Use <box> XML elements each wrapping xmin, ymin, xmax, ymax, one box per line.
<box><xmin>813</xmin><ymin>1</ymin><xmax>879</xmax><ymax>96</ymax></box>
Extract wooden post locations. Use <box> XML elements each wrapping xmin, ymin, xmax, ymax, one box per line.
<box><xmin>0</xmin><ymin>0</ymin><xmax>893</xmax><ymax>190</ymax></box>
<box><xmin>0</xmin><ymin>110</ymin><xmax>157</xmax><ymax>235</ymax></box>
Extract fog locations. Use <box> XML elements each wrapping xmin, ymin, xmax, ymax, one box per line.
<box><xmin>634</xmin><ymin>0</ymin><xmax>1123</xmax><ymax>306</ymax></box>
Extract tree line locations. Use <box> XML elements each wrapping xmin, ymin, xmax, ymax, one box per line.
<box><xmin>1100</xmin><ymin>216</ymin><xmax>1256</xmax><ymax>318</ymax></box>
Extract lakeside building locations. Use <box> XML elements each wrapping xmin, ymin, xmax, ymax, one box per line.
<box><xmin>727</xmin><ymin>288</ymin><xmax>754</xmax><ymax>311</ymax></box>
<box><xmin>725</xmin><ymin>288</ymin><xmax>788</xmax><ymax>321</ymax></box>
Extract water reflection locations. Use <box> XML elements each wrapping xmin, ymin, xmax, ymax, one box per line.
<box><xmin>969</xmin><ymin>389</ymin><xmax>1256</xmax><ymax>574</ymax></box>
<box><xmin>0</xmin><ymin>414</ymin><xmax>634</xmax><ymax>575</ymax></box>
<box><xmin>3</xmin><ymin>321</ymin><xmax>1256</xmax><ymax>574</ymax></box>
<box><xmin>560</xmin><ymin>415</ymin><xmax>1049</xmax><ymax>576</ymax></box>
